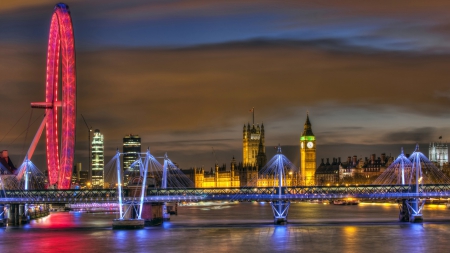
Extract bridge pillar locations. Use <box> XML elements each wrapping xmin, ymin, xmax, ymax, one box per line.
<box><xmin>18</xmin><ymin>204</ymin><xmax>29</xmax><ymax>224</ymax></box>
<box><xmin>271</xmin><ymin>200</ymin><xmax>290</xmax><ymax>225</ymax></box>
<box><xmin>398</xmin><ymin>199</ymin><xmax>409</xmax><ymax>222</ymax></box>
<box><xmin>122</xmin><ymin>204</ymin><xmax>135</xmax><ymax>219</ymax></box>
<box><xmin>112</xmin><ymin>204</ymin><xmax>145</xmax><ymax>229</ymax></box>
<box><xmin>8</xmin><ymin>204</ymin><xmax>21</xmax><ymax>226</ymax></box>
<box><xmin>142</xmin><ymin>203</ymin><xmax>163</xmax><ymax>226</ymax></box>
<box><xmin>162</xmin><ymin>203</ymin><xmax>170</xmax><ymax>221</ymax></box>
<box><xmin>0</xmin><ymin>204</ymin><xmax>5</xmax><ymax>227</ymax></box>
<box><xmin>407</xmin><ymin>198</ymin><xmax>424</xmax><ymax>223</ymax></box>
<box><xmin>399</xmin><ymin>199</ymin><xmax>424</xmax><ymax>223</ymax></box>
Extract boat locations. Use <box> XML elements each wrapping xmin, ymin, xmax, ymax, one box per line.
<box><xmin>333</xmin><ymin>199</ymin><xmax>360</xmax><ymax>205</ymax></box>
<box><xmin>333</xmin><ymin>200</ymin><xmax>346</xmax><ymax>205</ymax></box>
<box><xmin>347</xmin><ymin>199</ymin><xmax>360</xmax><ymax>205</ymax></box>
<box><xmin>112</xmin><ymin>219</ymin><xmax>145</xmax><ymax>229</ymax></box>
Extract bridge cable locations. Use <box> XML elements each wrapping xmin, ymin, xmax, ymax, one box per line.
<box><xmin>0</xmin><ymin>108</ymin><xmax>30</xmax><ymax>145</ymax></box>
<box><xmin>5</xmin><ymin>111</ymin><xmax>44</xmax><ymax>150</ymax></box>
<box><xmin>21</xmin><ymin>109</ymin><xmax>34</xmax><ymax>157</ymax></box>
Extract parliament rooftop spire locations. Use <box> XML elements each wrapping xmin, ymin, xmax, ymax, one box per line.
<box><xmin>301</xmin><ymin>113</ymin><xmax>315</xmax><ymax>140</ymax></box>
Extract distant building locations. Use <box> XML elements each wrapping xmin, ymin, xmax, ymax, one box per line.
<box><xmin>187</xmin><ymin>116</ymin><xmax>300</xmax><ymax>188</ymax></box>
<box><xmin>243</xmin><ymin>122</ymin><xmax>266</xmax><ymax>168</ymax></box>
<box><xmin>123</xmin><ymin>134</ymin><xmax>141</xmax><ymax>171</ymax></box>
<box><xmin>79</xmin><ymin>170</ymin><xmax>89</xmax><ymax>188</ymax></box>
<box><xmin>300</xmin><ymin>113</ymin><xmax>316</xmax><ymax>186</ymax></box>
<box><xmin>361</xmin><ymin>153</ymin><xmax>393</xmax><ymax>179</ymax></box>
<box><xmin>316</xmin><ymin>154</ymin><xmax>393</xmax><ymax>185</ymax></box>
<box><xmin>0</xmin><ymin>150</ymin><xmax>16</xmax><ymax>174</ymax></box>
<box><xmin>92</xmin><ymin>129</ymin><xmax>104</xmax><ymax>188</ymax></box>
<box><xmin>429</xmin><ymin>142</ymin><xmax>448</xmax><ymax>167</ymax></box>
<box><xmin>315</xmin><ymin>158</ymin><xmax>340</xmax><ymax>185</ymax></box>
<box><xmin>184</xmin><ymin>157</ymin><xmax>300</xmax><ymax>188</ymax></box>
<box><xmin>339</xmin><ymin>156</ymin><xmax>362</xmax><ymax>180</ymax></box>
<box><xmin>71</xmin><ymin>162</ymin><xmax>82</xmax><ymax>186</ymax></box>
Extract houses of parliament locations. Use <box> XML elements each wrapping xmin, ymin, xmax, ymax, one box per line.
<box><xmin>185</xmin><ymin>114</ymin><xmax>316</xmax><ymax>188</ymax></box>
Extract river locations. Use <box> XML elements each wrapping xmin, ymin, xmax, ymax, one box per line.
<box><xmin>0</xmin><ymin>202</ymin><xmax>449</xmax><ymax>252</ymax></box>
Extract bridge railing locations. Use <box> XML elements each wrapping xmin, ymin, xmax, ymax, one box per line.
<box><xmin>2</xmin><ymin>184</ymin><xmax>450</xmax><ymax>203</ymax></box>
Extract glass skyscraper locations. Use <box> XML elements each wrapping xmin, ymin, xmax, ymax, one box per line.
<box><xmin>91</xmin><ymin>129</ymin><xmax>104</xmax><ymax>188</ymax></box>
<box><xmin>123</xmin><ymin>134</ymin><xmax>141</xmax><ymax>172</ymax></box>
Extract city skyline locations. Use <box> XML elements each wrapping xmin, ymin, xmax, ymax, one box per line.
<box><xmin>1</xmin><ymin>1</ymin><xmax>450</xmax><ymax>171</ymax></box>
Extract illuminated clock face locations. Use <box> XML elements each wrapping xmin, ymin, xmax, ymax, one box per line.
<box><xmin>301</xmin><ymin>142</ymin><xmax>304</xmax><ymax>148</ymax></box>
<box><xmin>307</xmin><ymin>142</ymin><xmax>314</xmax><ymax>148</ymax></box>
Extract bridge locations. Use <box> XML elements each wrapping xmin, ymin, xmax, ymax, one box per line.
<box><xmin>2</xmin><ymin>185</ymin><xmax>450</xmax><ymax>204</ymax></box>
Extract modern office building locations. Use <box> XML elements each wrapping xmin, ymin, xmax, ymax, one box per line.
<box><xmin>92</xmin><ymin>129</ymin><xmax>104</xmax><ymax>188</ymax></box>
<box><xmin>71</xmin><ymin>162</ymin><xmax>82</xmax><ymax>186</ymax></box>
<box><xmin>79</xmin><ymin>170</ymin><xmax>89</xmax><ymax>188</ymax></box>
<box><xmin>123</xmin><ymin>134</ymin><xmax>141</xmax><ymax>172</ymax></box>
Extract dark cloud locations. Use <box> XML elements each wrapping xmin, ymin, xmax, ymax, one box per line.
<box><xmin>382</xmin><ymin>127</ymin><xmax>436</xmax><ymax>143</ymax></box>
<box><xmin>3</xmin><ymin>40</ymin><xmax>450</xmax><ymax>169</ymax></box>
<box><xmin>316</xmin><ymin>143</ymin><xmax>425</xmax><ymax>162</ymax></box>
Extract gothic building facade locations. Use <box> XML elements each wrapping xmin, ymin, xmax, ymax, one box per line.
<box><xmin>242</xmin><ymin>123</ymin><xmax>267</xmax><ymax>168</ymax></box>
<box><xmin>300</xmin><ymin>114</ymin><xmax>316</xmax><ymax>186</ymax></box>
<box><xmin>429</xmin><ymin>142</ymin><xmax>448</xmax><ymax>167</ymax></box>
<box><xmin>187</xmin><ymin>157</ymin><xmax>300</xmax><ymax>188</ymax></box>
<box><xmin>315</xmin><ymin>154</ymin><xmax>394</xmax><ymax>185</ymax></box>
<box><xmin>186</xmin><ymin>116</ymin><xmax>306</xmax><ymax>188</ymax></box>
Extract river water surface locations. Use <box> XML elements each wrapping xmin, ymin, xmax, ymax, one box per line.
<box><xmin>1</xmin><ymin>202</ymin><xmax>450</xmax><ymax>252</ymax></box>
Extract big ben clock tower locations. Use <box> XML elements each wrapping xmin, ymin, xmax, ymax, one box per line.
<box><xmin>300</xmin><ymin>113</ymin><xmax>316</xmax><ymax>186</ymax></box>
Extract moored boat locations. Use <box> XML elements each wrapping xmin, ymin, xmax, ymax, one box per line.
<box><xmin>333</xmin><ymin>199</ymin><xmax>360</xmax><ymax>205</ymax></box>
<box><xmin>333</xmin><ymin>200</ymin><xmax>346</xmax><ymax>205</ymax></box>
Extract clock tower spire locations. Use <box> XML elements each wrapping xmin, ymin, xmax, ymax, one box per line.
<box><xmin>300</xmin><ymin>113</ymin><xmax>316</xmax><ymax>186</ymax></box>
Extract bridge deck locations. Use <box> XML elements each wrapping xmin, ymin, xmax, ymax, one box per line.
<box><xmin>2</xmin><ymin>185</ymin><xmax>450</xmax><ymax>204</ymax></box>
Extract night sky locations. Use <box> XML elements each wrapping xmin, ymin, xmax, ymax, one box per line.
<box><xmin>1</xmin><ymin>1</ymin><xmax>450</xmax><ymax>171</ymax></box>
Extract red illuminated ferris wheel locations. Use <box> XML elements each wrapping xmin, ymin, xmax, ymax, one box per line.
<box><xmin>19</xmin><ymin>3</ymin><xmax>76</xmax><ymax>189</ymax></box>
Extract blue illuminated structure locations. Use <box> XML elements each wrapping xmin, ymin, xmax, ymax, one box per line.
<box><xmin>257</xmin><ymin>145</ymin><xmax>298</xmax><ymax>224</ymax></box>
<box><xmin>137</xmin><ymin>151</ymin><xmax>149</xmax><ymax>219</ymax></box>
<box><xmin>375</xmin><ymin>144</ymin><xmax>450</xmax><ymax>222</ymax></box>
<box><xmin>115</xmin><ymin>150</ymin><xmax>123</xmax><ymax>220</ymax></box>
<box><xmin>373</xmin><ymin>147</ymin><xmax>412</xmax><ymax>185</ymax></box>
<box><xmin>109</xmin><ymin>148</ymin><xmax>192</xmax><ymax>227</ymax></box>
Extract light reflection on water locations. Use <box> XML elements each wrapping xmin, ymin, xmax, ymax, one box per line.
<box><xmin>0</xmin><ymin>202</ymin><xmax>449</xmax><ymax>253</ymax></box>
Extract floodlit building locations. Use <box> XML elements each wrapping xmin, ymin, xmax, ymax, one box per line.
<box><xmin>315</xmin><ymin>154</ymin><xmax>393</xmax><ymax>185</ymax></box>
<box><xmin>243</xmin><ymin>123</ymin><xmax>267</xmax><ymax>168</ymax></box>
<box><xmin>429</xmin><ymin>142</ymin><xmax>448</xmax><ymax>167</ymax></box>
<box><xmin>300</xmin><ymin>113</ymin><xmax>316</xmax><ymax>186</ymax></box>
<box><xmin>92</xmin><ymin>129</ymin><xmax>104</xmax><ymax>188</ymax></box>
<box><xmin>184</xmin><ymin>157</ymin><xmax>300</xmax><ymax>188</ymax></box>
